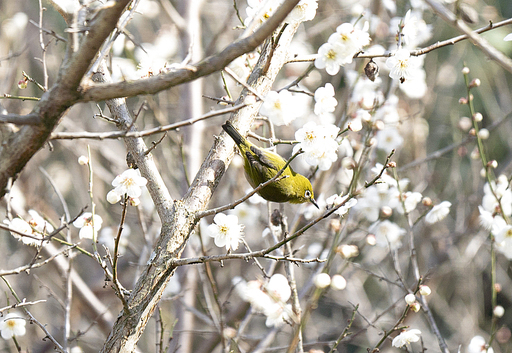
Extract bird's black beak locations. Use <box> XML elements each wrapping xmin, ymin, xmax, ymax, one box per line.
<box><xmin>310</xmin><ymin>198</ymin><xmax>319</xmax><ymax>209</ymax></box>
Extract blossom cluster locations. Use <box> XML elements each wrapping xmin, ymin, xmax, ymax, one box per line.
<box><xmin>293</xmin><ymin>121</ymin><xmax>340</xmax><ymax>171</ymax></box>
<box><xmin>478</xmin><ymin>175</ymin><xmax>512</xmax><ymax>259</ymax></box>
<box><xmin>315</xmin><ymin>22</ymin><xmax>371</xmax><ymax>76</ymax></box>
<box><xmin>234</xmin><ymin>274</ymin><xmax>292</xmax><ymax>327</ymax></box>
<box><xmin>3</xmin><ymin>210</ymin><xmax>53</xmax><ymax>247</ymax></box>
<box><xmin>245</xmin><ymin>0</ymin><xmax>318</xmax><ymax>28</ymax></box>
<box><xmin>355</xmin><ymin>165</ymin><xmax>451</xmax><ymax>249</ymax></box>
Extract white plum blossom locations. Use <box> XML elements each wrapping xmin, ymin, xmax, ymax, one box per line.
<box><xmin>386</xmin><ymin>48</ymin><xmax>422</xmax><ymax>83</ymax></box>
<box><xmin>294</xmin><ymin>122</ymin><xmax>340</xmax><ymax>170</ymax></box>
<box><xmin>245</xmin><ymin>0</ymin><xmax>279</xmax><ymax>27</ymax></box>
<box><xmin>467</xmin><ymin>336</ymin><xmax>494</xmax><ymax>353</ymax></box>
<box><xmin>391</xmin><ymin>10</ymin><xmax>433</xmax><ymax>48</ymax></box>
<box><xmin>491</xmin><ymin>219</ymin><xmax>512</xmax><ymax>259</ymax></box>
<box><xmin>326</xmin><ymin>194</ymin><xmax>358</xmax><ymax>216</ymax></box>
<box><xmin>374</xmin><ymin>94</ymin><xmax>400</xmax><ymax>124</ymax></box>
<box><xmin>349</xmin><ymin>109</ymin><xmax>371</xmax><ymax>132</ymax></box>
<box><xmin>315</xmin><ymin>42</ymin><xmax>346</xmax><ymax>75</ymax></box>
<box><xmin>481</xmin><ymin>175</ymin><xmax>512</xmax><ymax>217</ymax></box>
<box><xmin>3</xmin><ymin>210</ymin><xmax>54</xmax><ymax>246</ymax></box>
<box><xmin>111</xmin><ymin>169</ymin><xmax>148</xmax><ymax>199</ymax></box>
<box><xmin>73</xmin><ymin>213</ymin><xmax>103</xmax><ymax>239</ymax></box>
<box><xmin>369</xmin><ymin>220</ymin><xmax>406</xmax><ymax>249</ymax></box>
<box><xmin>328</xmin><ymin>23</ymin><xmax>371</xmax><ymax>65</ymax></box>
<box><xmin>505</xmin><ymin>33</ymin><xmax>512</xmax><ymax>41</ymax></box>
<box><xmin>399</xmin><ymin>66</ymin><xmax>428</xmax><ymax>98</ymax></box>
<box><xmin>349</xmin><ymin>73</ymin><xmax>384</xmax><ymax>110</ymax></box>
<box><xmin>207</xmin><ymin>213</ymin><xmax>244</xmax><ymax>251</ymax></box>
<box><xmin>376</xmin><ymin>127</ymin><xmax>404</xmax><ymax>151</ymax></box>
<box><xmin>398</xmin><ymin>191</ymin><xmax>423</xmax><ymax>214</ymax></box>
<box><xmin>315</xmin><ymin>22</ymin><xmax>371</xmax><ymax>75</ymax></box>
<box><xmin>286</xmin><ymin>0</ymin><xmax>318</xmax><ymax>24</ymax></box>
<box><xmin>314</xmin><ymin>83</ymin><xmax>338</xmax><ymax>118</ymax></box>
<box><xmin>234</xmin><ymin>274</ymin><xmax>292</xmax><ymax>327</ymax></box>
<box><xmin>478</xmin><ymin>206</ymin><xmax>496</xmax><ymax>230</ymax></box>
<box><xmin>260</xmin><ymin>90</ymin><xmax>302</xmax><ymax>126</ymax></box>
<box><xmin>0</xmin><ymin>313</ymin><xmax>26</xmax><ymax>340</ymax></box>
<box><xmin>425</xmin><ymin>201</ymin><xmax>451</xmax><ymax>224</ymax></box>
<box><xmin>392</xmin><ymin>329</ymin><xmax>421</xmax><ymax>348</ymax></box>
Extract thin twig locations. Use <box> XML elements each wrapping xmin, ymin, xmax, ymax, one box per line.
<box><xmin>1</xmin><ymin>277</ymin><xmax>65</xmax><ymax>353</ymax></box>
<box><xmin>50</xmin><ymin>103</ymin><xmax>247</xmax><ymax>140</ymax></box>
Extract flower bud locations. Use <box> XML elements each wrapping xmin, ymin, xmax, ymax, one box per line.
<box><xmin>107</xmin><ymin>190</ymin><xmax>122</xmax><ymax>204</ymax></box>
<box><xmin>480</xmin><ymin>168</ymin><xmax>487</xmax><ymax>178</ymax></box>
<box><xmin>419</xmin><ymin>285</ymin><xmax>431</xmax><ymax>296</ymax></box>
<box><xmin>422</xmin><ymin>197</ymin><xmax>432</xmax><ymax>206</ymax></box>
<box><xmin>462</xmin><ymin>67</ymin><xmax>470</xmax><ymax>74</ymax></box>
<box><xmin>458</xmin><ymin>117</ymin><xmax>472</xmax><ymax>131</ymax></box>
<box><xmin>314</xmin><ymin>273</ymin><xmax>331</xmax><ymax>289</ymax></box>
<box><xmin>405</xmin><ymin>293</ymin><xmax>416</xmax><ymax>305</ymax></box>
<box><xmin>494</xmin><ymin>305</ymin><xmax>505</xmax><ymax>318</ymax></box>
<box><xmin>18</xmin><ymin>79</ymin><xmax>28</xmax><ymax>89</ymax></box>
<box><xmin>478</xmin><ymin>128</ymin><xmax>489</xmax><ymax>140</ymax></box>
<box><xmin>410</xmin><ymin>302</ymin><xmax>421</xmax><ymax>312</ymax></box>
<box><xmin>223</xmin><ymin>327</ymin><xmax>237</xmax><ymax>339</ymax></box>
<box><xmin>337</xmin><ymin>244</ymin><xmax>359</xmax><ymax>258</ymax></box>
<box><xmin>488</xmin><ymin>160</ymin><xmax>498</xmax><ymax>169</ymax></box>
<box><xmin>78</xmin><ymin>156</ymin><xmax>89</xmax><ymax>165</ymax></box>
<box><xmin>348</xmin><ymin>120</ymin><xmax>363</xmax><ymax>132</ymax></box>
<box><xmin>469</xmin><ymin>128</ymin><xmax>476</xmax><ymax>136</ymax></box>
<box><xmin>473</xmin><ymin>112</ymin><xmax>483</xmax><ymax>122</ymax></box>
<box><xmin>366</xmin><ymin>234</ymin><xmax>376</xmax><ymax>245</ymax></box>
<box><xmin>380</xmin><ymin>206</ymin><xmax>393</xmax><ymax>218</ymax></box>
<box><xmin>470</xmin><ymin>78</ymin><xmax>481</xmax><ymax>88</ymax></box>
<box><xmin>470</xmin><ymin>147</ymin><xmax>480</xmax><ymax>160</ymax></box>
<box><xmin>459</xmin><ymin>97</ymin><xmax>468</xmax><ymax>105</ymax></box>
<box><xmin>331</xmin><ymin>275</ymin><xmax>347</xmax><ymax>290</ymax></box>
<box><xmin>342</xmin><ymin>157</ymin><xmax>356</xmax><ymax>170</ymax></box>
<box><xmin>129</xmin><ymin>197</ymin><xmax>141</xmax><ymax>206</ymax></box>
<box><xmin>374</xmin><ymin>120</ymin><xmax>385</xmax><ymax>131</ymax></box>
<box><xmin>329</xmin><ymin>219</ymin><xmax>341</xmax><ymax>232</ymax></box>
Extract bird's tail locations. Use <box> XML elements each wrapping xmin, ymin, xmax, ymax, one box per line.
<box><xmin>222</xmin><ymin>121</ymin><xmax>247</xmax><ymax>147</ymax></box>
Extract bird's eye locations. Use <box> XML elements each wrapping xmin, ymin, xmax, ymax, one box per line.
<box><xmin>304</xmin><ymin>190</ymin><xmax>311</xmax><ymax>198</ymax></box>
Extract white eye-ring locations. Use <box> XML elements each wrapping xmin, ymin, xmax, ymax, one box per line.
<box><xmin>305</xmin><ymin>190</ymin><xmax>312</xmax><ymax>198</ymax></box>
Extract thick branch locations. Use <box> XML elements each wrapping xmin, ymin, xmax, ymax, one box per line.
<box><xmin>80</xmin><ymin>0</ymin><xmax>301</xmax><ymax>102</ymax></box>
<box><xmin>100</xmin><ymin>1</ymin><xmax>301</xmax><ymax>351</ymax></box>
<box><xmin>0</xmin><ymin>0</ymin><xmax>132</xmax><ymax>199</ymax></box>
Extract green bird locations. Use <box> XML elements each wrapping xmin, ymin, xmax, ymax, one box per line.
<box><xmin>222</xmin><ymin>121</ymin><xmax>318</xmax><ymax>208</ymax></box>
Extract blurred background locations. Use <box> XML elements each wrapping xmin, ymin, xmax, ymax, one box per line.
<box><xmin>1</xmin><ymin>0</ymin><xmax>512</xmax><ymax>352</ymax></box>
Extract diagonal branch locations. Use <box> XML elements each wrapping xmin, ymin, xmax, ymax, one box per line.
<box><xmin>0</xmin><ymin>0</ymin><xmax>132</xmax><ymax>199</ymax></box>
<box><xmin>80</xmin><ymin>0</ymin><xmax>301</xmax><ymax>102</ymax></box>
<box><xmin>424</xmin><ymin>0</ymin><xmax>512</xmax><ymax>73</ymax></box>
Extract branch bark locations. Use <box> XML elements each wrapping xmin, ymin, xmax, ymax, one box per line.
<box><xmin>100</xmin><ymin>1</ymin><xmax>300</xmax><ymax>351</ymax></box>
<box><xmin>0</xmin><ymin>0</ymin><xmax>132</xmax><ymax>198</ymax></box>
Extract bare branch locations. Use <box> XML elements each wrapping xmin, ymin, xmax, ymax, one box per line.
<box><xmin>50</xmin><ymin>103</ymin><xmax>247</xmax><ymax>140</ymax></box>
<box><xmin>424</xmin><ymin>0</ymin><xmax>512</xmax><ymax>73</ymax></box>
<box><xmin>80</xmin><ymin>0</ymin><xmax>301</xmax><ymax>102</ymax></box>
